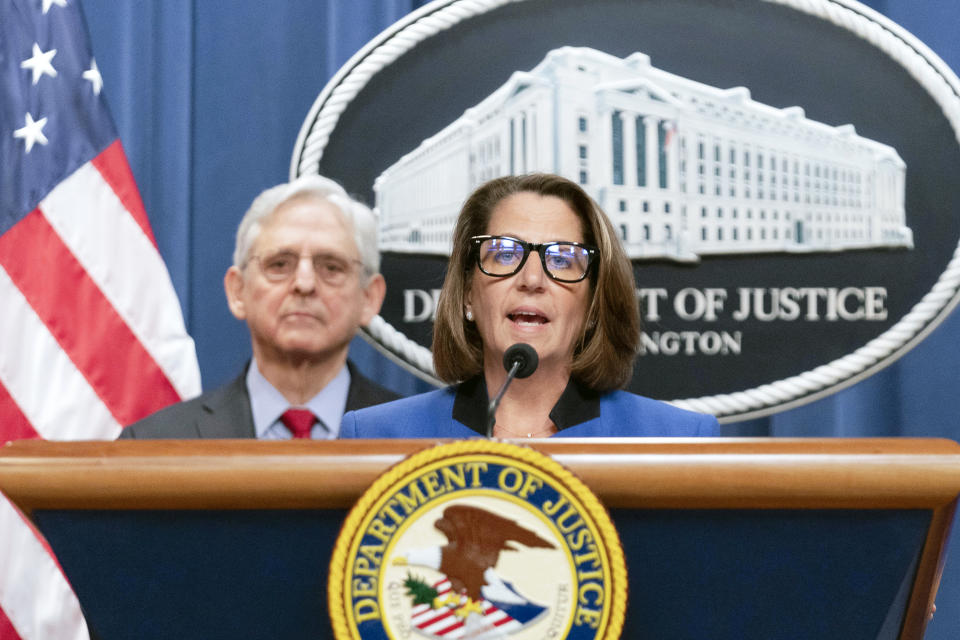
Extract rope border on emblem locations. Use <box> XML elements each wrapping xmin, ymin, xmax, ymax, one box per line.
<box><xmin>666</xmin><ymin>0</ymin><xmax>960</xmax><ymax>419</ymax></box>
<box><xmin>293</xmin><ymin>0</ymin><xmax>960</xmax><ymax>419</ymax></box>
<box><xmin>328</xmin><ymin>440</ymin><xmax>627</xmax><ymax>639</ymax></box>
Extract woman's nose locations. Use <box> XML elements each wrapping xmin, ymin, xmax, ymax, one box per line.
<box><xmin>516</xmin><ymin>251</ymin><xmax>547</xmax><ymax>289</ymax></box>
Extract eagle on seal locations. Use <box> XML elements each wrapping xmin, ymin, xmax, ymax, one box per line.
<box><xmin>397</xmin><ymin>504</ymin><xmax>556</xmax><ymax>603</ymax></box>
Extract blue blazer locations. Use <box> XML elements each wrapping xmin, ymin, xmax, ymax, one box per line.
<box><xmin>340</xmin><ymin>386</ymin><xmax>719</xmax><ymax>438</ymax></box>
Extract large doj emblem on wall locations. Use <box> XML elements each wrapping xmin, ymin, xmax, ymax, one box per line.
<box><xmin>328</xmin><ymin>441</ymin><xmax>626</xmax><ymax>639</ymax></box>
<box><xmin>293</xmin><ymin>0</ymin><xmax>960</xmax><ymax>420</ymax></box>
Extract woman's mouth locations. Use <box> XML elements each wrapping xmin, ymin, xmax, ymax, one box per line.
<box><xmin>508</xmin><ymin>311</ymin><xmax>549</xmax><ymax>326</ymax></box>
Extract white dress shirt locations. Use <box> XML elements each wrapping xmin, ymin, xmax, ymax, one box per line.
<box><xmin>245</xmin><ymin>359</ymin><xmax>350</xmax><ymax>439</ymax></box>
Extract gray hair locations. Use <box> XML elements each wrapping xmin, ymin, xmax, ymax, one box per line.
<box><xmin>233</xmin><ymin>175</ymin><xmax>380</xmax><ymax>277</ymax></box>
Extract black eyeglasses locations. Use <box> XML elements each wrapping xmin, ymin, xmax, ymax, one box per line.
<box><xmin>470</xmin><ymin>235</ymin><xmax>597</xmax><ymax>283</ymax></box>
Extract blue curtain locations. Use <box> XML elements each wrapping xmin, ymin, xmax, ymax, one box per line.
<box><xmin>83</xmin><ymin>0</ymin><xmax>435</xmax><ymax>397</ymax></box>
<box><xmin>80</xmin><ymin>1</ymin><xmax>960</xmax><ymax>635</ymax></box>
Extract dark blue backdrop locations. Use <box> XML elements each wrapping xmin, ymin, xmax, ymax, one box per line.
<box><xmin>80</xmin><ymin>1</ymin><xmax>960</xmax><ymax>636</ymax></box>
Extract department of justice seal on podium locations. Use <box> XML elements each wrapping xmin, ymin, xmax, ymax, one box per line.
<box><xmin>329</xmin><ymin>441</ymin><xmax>627</xmax><ymax>639</ymax></box>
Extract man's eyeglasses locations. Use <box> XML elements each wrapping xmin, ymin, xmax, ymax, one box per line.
<box><xmin>470</xmin><ymin>235</ymin><xmax>597</xmax><ymax>283</ymax></box>
<box><xmin>247</xmin><ymin>251</ymin><xmax>365</xmax><ymax>286</ymax></box>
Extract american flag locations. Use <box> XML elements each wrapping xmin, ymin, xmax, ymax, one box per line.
<box><xmin>0</xmin><ymin>1</ymin><xmax>201</xmax><ymax>638</ymax></box>
<box><xmin>410</xmin><ymin>577</ymin><xmax>544</xmax><ymax>638</ymax></box>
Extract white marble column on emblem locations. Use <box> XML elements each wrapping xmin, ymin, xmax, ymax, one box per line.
<box><xmin>623</xmin><ymin>113</ymin><xmax>637</xmax><ymax>189</ymax></box>
<box><xmin>519</xmin><ymin>112</ymin><xmax>528</xmax><ymax>174</ymax></box>
<box><xmin>596</xmin><ymin>109</ymin><xmax>614</xmax><ymax>192</ymax></box>
<box><xmin>644</xmin><ymin>115</ymin><xmax>658</xmax><ymax>192</ymax></box>
<box><xmin>529</xmin><ymin>110</ymin><xmax>538</xmax><ymax>171</ymax></box>
<box><xmin>664</xmin><ymin>120</ymin><xmax>677</xmax><ymax>194</ymax></box>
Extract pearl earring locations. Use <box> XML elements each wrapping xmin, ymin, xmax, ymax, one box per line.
<box><xmin>465</xmin><ymin>308</ymin><xmax>474</xmax><ymax>321</ymax></box>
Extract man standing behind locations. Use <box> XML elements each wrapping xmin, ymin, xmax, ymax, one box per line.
<box><xmin>121</xmin><ymin>175</ymin><xmax>397</xmax><ymax>439</ymax></box>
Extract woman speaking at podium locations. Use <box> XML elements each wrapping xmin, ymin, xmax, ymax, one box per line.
<box><xmin>340</xmin><ymin>174</ymin><xmax>718</xmax><ymax>438</ymax></box>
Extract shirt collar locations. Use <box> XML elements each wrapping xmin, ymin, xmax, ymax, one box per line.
<box><xmin>452</xmin><ymin>375</ymin><xmax>601</xmax><ymax>435</ymax></box>
<box><xmin>246</xmin><ymin>359</ymin><xmax>351</xmax><ymax>438</ymax></box>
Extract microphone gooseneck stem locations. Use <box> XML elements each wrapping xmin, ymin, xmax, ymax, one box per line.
<box><xmin>486</xmin><ymin>359</ymin><xmax>522</xmax><ymax>438</ymax></box>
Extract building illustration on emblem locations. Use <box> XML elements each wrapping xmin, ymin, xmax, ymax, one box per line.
<box><xmin>374</xmin><ymin>47</ymin><xmax>912</xmax><ymax>261</ymax></box>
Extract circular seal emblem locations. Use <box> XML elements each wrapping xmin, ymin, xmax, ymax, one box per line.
<box><xmin>329</xmin><ymin>441</ymin><xmax>626</xmax><ymax>639</ymax></box>
<box><xmin>293</xmin><ymin>0</ymin><xmax>960</xmax><ymax>421</ymax></box>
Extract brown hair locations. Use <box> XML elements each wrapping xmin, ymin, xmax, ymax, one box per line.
<box><xmin>432</xmin><ymin>173</ymin><xmax>640</xmax><ymax>391</ymax></box>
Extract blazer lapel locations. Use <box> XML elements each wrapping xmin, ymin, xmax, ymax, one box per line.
<box><xmin>345</xmin><ymin>361</ymin><xmax>399</xmax><ymax>412</ymax></box>
<box><xmin>196</xmin><ymin>372</ymin><xmax>256</xmax><ymax>438</ymax></box>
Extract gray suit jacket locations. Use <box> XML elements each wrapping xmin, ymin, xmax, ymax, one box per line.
<box><xmin>119</xmin><ymin>361</ymin><xmax>399</xmax><ymax>439</ymax></box>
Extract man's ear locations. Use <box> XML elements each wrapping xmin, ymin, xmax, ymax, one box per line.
<box><xmin>359</xmin><ymin>273</ymin><xmax>386</xmax><ymax>326</ymax></box>
<box><xmin>224</xmin><ymin>266</ymin><xmax>247</xmax><ymax>320</ymax></box>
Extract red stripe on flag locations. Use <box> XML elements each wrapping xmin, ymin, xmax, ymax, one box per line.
<box><xmin>0</xmin><ymin>380</ymin><xmax>40</xmax><ymax>442</ymax></box>
<box><xmin>0</xmin><ymin>604</ymin><xmax>23</xmax><ymax>640</ymax></box>
<box><xmin>417</xmin><ymin>607</ymin><xmax>456</xmax><ymax>630</ymax></box>
<box><xmin>91</xmin><ymin>140</ymin><xmax>157</xmax><ymax>248</ymax></box>
<box><xmin>0</xmin><ymin>210</ymin><xmax>181</xmax><ymax>426</ymax></box>
<box><xmin>434</xmin><ymin>617</ymin><xmax>465</xmax><ymax>635</ymax></box>
<box><xmin>492</xmin><ymin>613</ymin><xmax>513</xmax><ymax>627</ymax></box>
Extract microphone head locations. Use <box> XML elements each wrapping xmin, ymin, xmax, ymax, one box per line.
<box><xmin>503</xmin><ymin>343</ymin><xmax>538</xmax><ymax>379</ymax></box>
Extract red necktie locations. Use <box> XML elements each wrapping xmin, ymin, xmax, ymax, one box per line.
<box><xmin>280</xmin><ymin>408</ymin><xmax>317</xmax><ymax>439</ymax></box>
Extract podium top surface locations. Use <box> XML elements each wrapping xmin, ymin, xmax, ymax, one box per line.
<box><xmin>1</xmin><ymin>437</ymin><xmax>959</xmax><ymax>511</ymax></box>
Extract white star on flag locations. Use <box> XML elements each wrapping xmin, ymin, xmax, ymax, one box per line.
<box><xmin>13</xmin><ymin>112</ymin><xmax>49</xmax><ymax>153</ymax></box>
<box><xmin>83</xmin><ymin>58</ymin><xmax>103</xmax><ymax>95</ymax></box>
<box><xmin>20</xmin><ymin>42</ymin><xmax>58</xmax><ymax>85</ymax></box>
<box><xmin>1</xmin><ymin>2</ymin><xmax>201</xmax><ymax>639</ymax></box>
<box><xmin>41</xmin><ymin>0</ymin><xmax>68</xmax><ymax>14</ymax></box>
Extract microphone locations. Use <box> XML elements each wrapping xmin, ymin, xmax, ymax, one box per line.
<box><xmin>486</xmin><ymin>343</ymin><xmax>539</xmax><ymax>437</ymax></box>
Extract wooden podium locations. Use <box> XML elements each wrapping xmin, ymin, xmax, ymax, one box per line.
<box><xmin>0</xmin><ymin>438</ymin><xmax>958</xmax><ymax>639</ymax></box>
